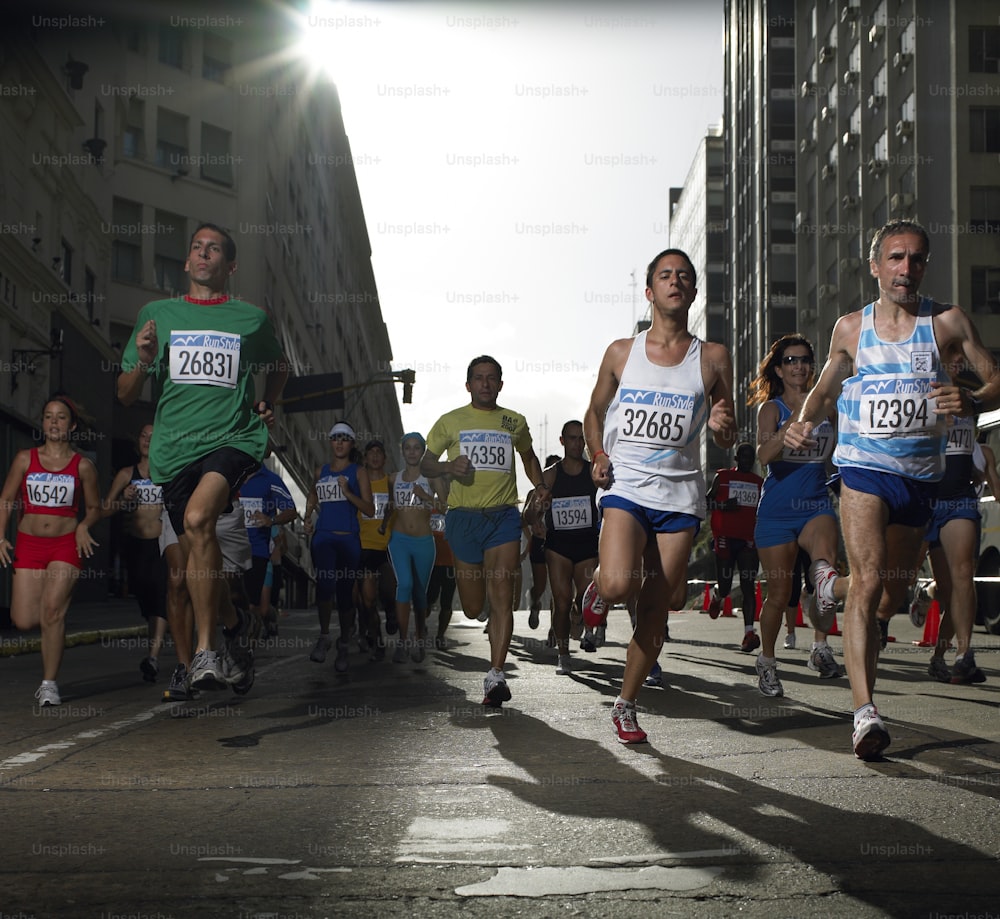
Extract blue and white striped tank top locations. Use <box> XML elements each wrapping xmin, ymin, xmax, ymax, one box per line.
<box><xmin>834</xmin><ymin>298</ymin><xmax>947</xmax><ymax>481</ymax></box>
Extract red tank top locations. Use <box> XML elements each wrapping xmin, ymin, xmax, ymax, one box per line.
<box><xmin>20</xmin><ymin>449</ymin><xmax>83</xmax><ymax>518</ymax></box>
<box><xmin>710</xmin><ymin>468</ymin><xmax>762</xmax><ymax>542</ymax></box>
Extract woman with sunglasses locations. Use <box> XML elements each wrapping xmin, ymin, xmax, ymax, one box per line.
<box><xmin>304</xmin><ymin>421</ymin><xmax>374</xmax><ymax>673</ymax></box>
<box><xmin>749</xmin><ymin>334</ymin><xmax>848</xmax><ymax>697</ymax></box>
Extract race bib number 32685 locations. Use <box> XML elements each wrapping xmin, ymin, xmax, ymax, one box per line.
<box><xmin>618</xmin><ymin>388</ymin><xmax>696</xmax><ymax>448</ymax></box>
<box><xmin>169</xmin><ymin>330</ymin><xmax>241</xmax><ymax>389</ymax></box>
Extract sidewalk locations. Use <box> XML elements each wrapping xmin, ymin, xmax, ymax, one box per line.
<box><xmin>0</xmin><ymin>597</ymin><xmax>147</xmax><ymax>658</ymax></box>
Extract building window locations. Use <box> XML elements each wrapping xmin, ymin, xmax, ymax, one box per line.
<box><xmin>155</xmin><ymin>108</ymin><xmax>188</xmax><ymax>170</ymax></box>
<box><xmin>59</xmin><ymin>238</ymin><xmax>72</xmax><ymax>286</ymax></box>
<box><xmin>111</xmin><ymin>197</ymin><xmax>143</xmax><ymax>284</ymax></box>
<box><xmin>122</xmin><ymin>98</ymin><xmax>144</xmax><ymax>159</ymax></box>
<box><xmin>153</xmin><ymin>210</ymin><xmax>187</xmax><ymax>295</ymax></box>
<box><xmin>84</xmin><ymin>268</ymin><xmax>96</xmax><ymax>322</ymax></box>
<box><xmin>970</xmin><ymin>27</ymin><xmax>1000</xmax><ymax>74</ymax></box>
<box><xmin>200</xmin><ymin>123</ymin><xmax>234</xmax><ymax>186</ymax></box>
<box><xmin>971</xmin><ymin>267</ymin><xmax>1000</xmax><ymax>314</ymax></box>
<box><xmin>158</xmin><ymin>26</ymin><xmax>185</xmax><ymax>69</ymax></box>
<box><xmin>970</xmin><ymin>187</ymin><xmax>1000</xmax><ymax>232</ymax></box>
<box><xmin>970</xmin><ymin>107</ymin><xmax>1000</xmax><ymax>152</ymax></box>
<box><xmin>202</xmin><ymin>33</ymin><xmax>231</xmax><ymax>82</ymax></box>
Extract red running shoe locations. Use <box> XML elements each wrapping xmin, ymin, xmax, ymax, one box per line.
<box><xmin>582</xmin><ymin>581</ymin><xmax>609</xmax><ymax>628</ymax></box>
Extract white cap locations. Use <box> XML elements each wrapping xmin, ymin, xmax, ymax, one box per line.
<box><xmin>328</xmin><ymin>421</ymin><xmax>356</xmax><ymax>440</ymax></box>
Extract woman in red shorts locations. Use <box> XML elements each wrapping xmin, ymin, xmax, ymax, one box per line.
<box><xmin>0</xmin><ymin>396</ymin><xmax>101</xmax><ymax>706</ymax></box>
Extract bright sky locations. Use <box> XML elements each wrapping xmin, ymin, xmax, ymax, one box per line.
<box><xmin>296</xmin><ymin>1</ymin><xmax>724</xmax><ymax>466</ymax></box>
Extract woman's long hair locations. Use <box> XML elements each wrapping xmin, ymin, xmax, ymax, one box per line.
<box><xmin>747</xmin><ymin>334</ymin><xmax>816</xmax><ymax>407</ymax></box>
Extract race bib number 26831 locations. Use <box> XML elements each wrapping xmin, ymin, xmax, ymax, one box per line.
<box><xmin>169</xmin><ymin>330</ymin><xmax>241</xmax><ymax>389</ymax></box>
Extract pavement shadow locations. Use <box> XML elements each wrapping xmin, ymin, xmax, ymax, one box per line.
<box><xmin>484</xmin><ymin>711</ymin><xmax>999</xmax><ymax>917</ymax></box>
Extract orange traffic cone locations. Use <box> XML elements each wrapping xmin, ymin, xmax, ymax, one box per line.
<box><xmin>754</xmin><ymin>583</ymin><xmax>763</xmax><ymax>621</ymax></box>
<box><xmin>913</xmin><ymin>599</ymin><xmax>941</xmax><ymax>647</ymax></box>
<box><xmin>795</xmin><ymin>603</ymin><xmax>805</xmax><ymax>627</ymax></box>
<box><xmin>828</xmin><ymin>613</ymin><xmax>840</xmax><ymax>636</ymax></box>
<box><xmin>722</xmin><ymin>595</ymin><xmax>734</xmax><ymax>617</ymax></box>
<box><xmin>703</xmin><ymin>583</ymin><xmax>712</xmax><ymax>611</ymax></box>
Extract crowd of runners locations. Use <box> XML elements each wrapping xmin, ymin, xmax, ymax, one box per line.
<box><xmin>2</xmin><ymin>218</ymin><xmax>997</xmax><ymax>763</ymax></box>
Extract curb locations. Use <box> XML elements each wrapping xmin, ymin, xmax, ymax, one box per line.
<box><xmin>0</xmin><ymin>625</ymin><xmax>148</xmax><ymax>659</ymax></box>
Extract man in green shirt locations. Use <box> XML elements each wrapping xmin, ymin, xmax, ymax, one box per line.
<box><xmin>118</xmin><ymin>223</ymin><xmax>288</xmax><ymax>693</ymax></box>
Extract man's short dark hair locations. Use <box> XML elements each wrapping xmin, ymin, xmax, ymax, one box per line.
<box><xmin>190</xmin><ymin>222</ymin><xmax>237</xmax><ymax>262</ymax></box>
<box><xmin>561</xmin><ymin>419</ymin><xmax>583</xmax><ymax>437</ymax></box>
<box><xmin>869</xmin><ymin>219</ymin><xmax>929</xmax><ymax>263</ymax></box>
<box><xmin>645</xmin><ymin>248</ymin><xmax>697</xmax><ymax>289</ymax></box>
<box><xmin>467</xmin><ymin>355</ymin><xmax>502</xmax><ymax>382</ymax></box>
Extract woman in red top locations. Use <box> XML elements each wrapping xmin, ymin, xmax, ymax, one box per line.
<box><xmin>0</xmin><ymin>396</ymin><xmax>101</xmax><ymax>707</ymax></box>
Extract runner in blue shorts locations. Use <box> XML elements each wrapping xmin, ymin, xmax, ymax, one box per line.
<box><xmin>421</xmin><ymin>356</ymin><xmax>547</xmax><ymax>707</ymax></box>
<box><xmin>749</xmin><ymin>334</ymin><xmax>849</xmax><ymax>699</ymax></box>
<box><xmin>785</xmin><ymin>219</ymin><xmax>1000</xmax><ymax>760</ymax></box>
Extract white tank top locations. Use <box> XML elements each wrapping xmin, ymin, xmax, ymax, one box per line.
<box><xmin>603</xmin><ymin>332</ymin><xmax>708</xmax><ymax>516</ymax></box>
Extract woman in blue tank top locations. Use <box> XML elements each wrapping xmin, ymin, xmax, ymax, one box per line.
<box><xmin>303</xmin><ymin>421</ymin><xmax>375</xmax><ymax>673</ymax></box>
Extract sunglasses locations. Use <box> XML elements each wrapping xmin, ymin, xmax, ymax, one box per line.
<box><xmin>781</xmin><ymin>355</ymin><xmax>813</xmax><ymax>366</ymax></box>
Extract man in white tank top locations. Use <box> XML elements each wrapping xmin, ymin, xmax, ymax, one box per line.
<box><xmin>583</xmin><ymin>249</ymin><xmax>738</xmax><ymax>744</ymax></box>
<box><xmin>786</xmin><ymin>220</ymin><xmax>1000</xmax><ymax>761</ymax></box>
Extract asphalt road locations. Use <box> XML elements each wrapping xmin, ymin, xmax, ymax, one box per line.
<box><xmin>1</xmin><ymin>601</ymin><xmax>998</xmax><ymax>919</ymax></box>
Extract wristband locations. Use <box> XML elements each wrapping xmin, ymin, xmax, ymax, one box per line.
<box><xmin>592</xmin><ymin>450</ymin><xmax>607</xmax><ymax>462</ymax></box>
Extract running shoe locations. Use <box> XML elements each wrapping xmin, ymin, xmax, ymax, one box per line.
<box><xmin>528</xmin><ymin>604</ymin><xmax>540</xmax><ymax>630</ymax></box>
<box><xmin>411</xmin><ymin>639</ymin><xmax>426</xmax><ymax>663</ymax></box>
<box><xmin>581</xmin><ymin>630</ymin><xmax>597</xmax><ymax>653</ymax></box>
<box><xmin>477</xmin><ymin>607</ymin><xmax>489</xmax><ymax>623</ymax></box>
<box><xmin>434</xmin><ymin>634</ymin><xmax>448</xmax><ymax>651</ymax></box>
<box><xmin>263</xmin><ymin>607</ymin><xmax>280</xmax><ymax>639</ymax></box>
<box><xmin>188</xmin><ymin>649</ymin><xmax>227</xmax><ymax>691</ymax></box>
<box><xmin>707</xmin><ymin>586</ymin><xmax>722</xmax><ymax>620</ymax></box>
<box><xmin>310</xmin><ymin>635</ymin><xmax>332</xmax><ymax>663</ymax></box>
<box><xmin>755</xmin><ymin>656</ymin><xmax>784</xmax><ymax>697</ymax></box>
<box><xmin>807</xmin><ymin>560</ymin><xmax>838</xmax><ymax>632</ymax></box>
<box><xmin>140</xmin><ymin>656</ymin><xmax>159</xmax><ymax>683</ymax></box>
<box><xmin>483</xmin><ymin>669</ymin><xmax>511</xmax><ymax>707</ymax></box>
<box><xmin>611</xmin><ymin>701</ymin><xmax>647</xmax><ymax>744</ymax></box>
<box><xmin>852</xmin><ymin>706</ymin><xmax>890</xmax><ymax>760</ymax></box>
<box><xmin>357</xmin><ymin>633</ymin><xmax>371</xmax><ymax>654</ymax></box>
<box><xmin>927</xmin><ymin>656</ymin><xmax>951</xmax><ymax>683</ymax></box>
<box><xmin>951</xmin><ymin>652</ymin><xmax>987</xmax><ymax>685</ymax></box>
<box><xmin>392</xmin><ymin>643</ymin><xmax>407</xmax><ymax>664</ymax></box>
<box><xmin>644</xmin><ymin>662</ymin><xmax>663</xmax><ymax>687</ymax></box>
<box><xmin>783</xmin><ymin>632</ymin><xmax>796</xmax><ymax>650</ymax></box>
<box><xmin>555</xmin><ymin>655</ymin><xmax>572</xmax><ymax>675</ymax></box>
<box><xmin>385</xmin><ymin>611</ymin><xmax>399</xmax><ymax>635</ymax></box>
<box><xmin>740</xmin><ymin>631</ymin><xmax>761</xmax><ymax>653</ymax></box>
<box><xmin>581</xmin><ymin>581</ymin><xmax>608</xmax><ymax>628</ymax></box>
<box><xmin>808</xmin><ymin>645</ymin><xmax>843</xmax><ymax>678</ymax></box>
<box><xmin>594</xmin><ymin>625</ymin><xmax>606</xmax><ymax>649</ymax></box>
<box><xmin>34</xmin><ymin>682</ymin><xmax>61</xmax><ymax>707</ymax></box>
<box><xmin>163</xmin><ymin>664</ymin><xmax>197</xmax><ymax>702</ymax></box>
<box><xmin>334</xmin><ymin>639</ymin><xmax>349</xmax><ymax>673</ymax></box>
<box><xmin>371</xmin><ymin>635</ymin><xmax>387</xmax><ymax>661</ymax></box>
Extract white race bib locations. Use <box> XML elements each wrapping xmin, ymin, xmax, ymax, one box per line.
<box><xmin>169</xmin><ymin>330</ymin><xmax>241</xmax><ymax>389</ymax></box>
<box><xmin>618</xmin><ymin>387</ymin><xmax>696</xmax><ymax>448</ymax></box>
<box><xmin>728</xmin><ymin>480</ymin><xmax>760</xmax><ymax>507</ymax></box>
<box><xmin>132</xmin><ymin>478</ymin><xmax>163</xmax><ymax>506</ymax></box>
<box><xmin>858</xmin><ymin>375</ymin><xmax>935</xmax><ymax>438</ymax></box>
<box><xmin>458</xmin><ymin>430</ymin><xmax>513</xmax><ymax>474</ymax></box>
<box><xmin>317</xmin><ymin>477</ymin><xmax>345</xmax><ymax>503</ymax></box>
<box><xmin>430</xmin><ymin>513</ymin><xmax>446</xmax><ymax>532</ymax></box>
<box><xmin>242</xmin><ymin>496</ymin><xmax>264</xmax><ymax>528</ymax></box>
<box><xmin>550</xmin><ymin>496</ymin><xmax>592</xmax><ymax>531</ymax></box>
<box><xmin>26</xmin><ymin>472</ymin><xmax>75</xmax><ymax>509</ymax></box>
<box><xmin>783</xmin><ymin>422</ymin><xmax>834</xmax><ymax>464</ymax></box>
<box><xmin>363</xmin><ymin>492</ymin><xmax>389</xmax><ymax>520</ymax></box>
<box><xmin>946</xmin><ymin>420</ymin><xmax>975</xmax><ymax>455</ymax></box>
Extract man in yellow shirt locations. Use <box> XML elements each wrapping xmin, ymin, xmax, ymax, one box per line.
<box><xmin>421</xmin><ymin>356</ymin><xmax>547</xmax><ymax>706</ymax></box>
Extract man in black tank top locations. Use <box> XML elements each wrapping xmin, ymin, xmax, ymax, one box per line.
<box><xmin>525</xmin><ymin>421</ymin><xmax>599</xmax><ymax>674</ymax></box>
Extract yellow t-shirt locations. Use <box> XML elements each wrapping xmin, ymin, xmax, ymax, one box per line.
<box><xmin>426</xmin><ymin>403</ymin><xmax>532</xmax><ymax>509</ymax></box>
<box><xmin>359</xmin><ymin>474</ymin><xmax>390</xmax><ymax>550</ymax></box>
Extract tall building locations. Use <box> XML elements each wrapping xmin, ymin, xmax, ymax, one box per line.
<box><xmin>0</xmin><ymin>10</ymin><xmax>403</xmax><ymax>601</ymax></box>
<box><xmin>669</xmin><ymin>125</ymin><xmax>730</xmax><ymax>473</ymax></box>
<box><xmin>725</xmin><ymin>0</ymin><xmax>1000</xmax><ymax>430</ymax></box>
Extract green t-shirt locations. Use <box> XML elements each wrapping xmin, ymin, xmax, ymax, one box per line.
<box><xmin>122</xmin><ymin>295</ymin><xmax>283</xmax><ymax>484</ymax></box>
<box><xmin>426</xmin><ymin>403</ymin><xmax>532</xmax><ymax>509</ymax></box>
